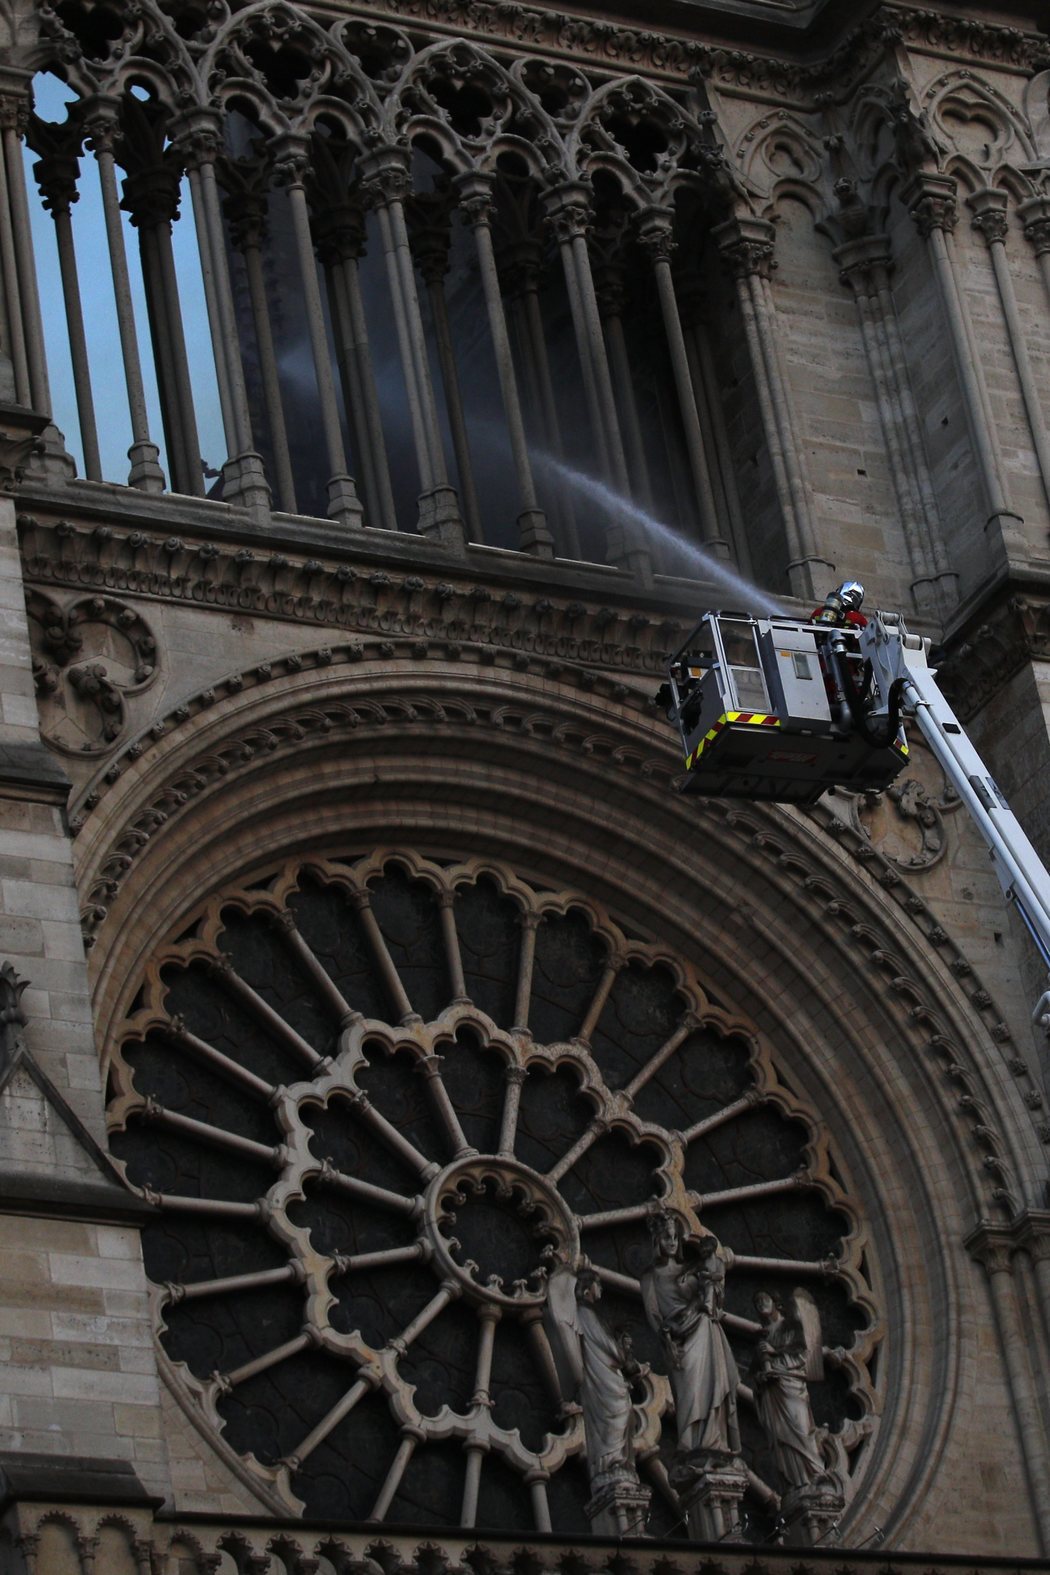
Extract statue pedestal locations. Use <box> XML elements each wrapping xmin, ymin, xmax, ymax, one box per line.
<box><xmin>671</xmin><ymin>1450</ymin><xmax>749</xmax><ymax>1541</ymax></box>
<box><xmin>585</xmin><ymin>1470</ymin><xmax>651</xmax><ymax>1537</ymax></box>
<box><xmin>781</xmin><ymin>1479</ymin><xmax>845</xmax><ymax>1547</ymax></box>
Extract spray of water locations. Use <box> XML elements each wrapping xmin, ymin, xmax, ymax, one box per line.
<box><xmin>536</xmin><ymin>453</ymin><xmax>785</xmax><ymax>618</ymax></box>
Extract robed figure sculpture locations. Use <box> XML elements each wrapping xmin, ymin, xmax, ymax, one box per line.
<box><xmin>640</xmin><ymin>1212</ymin><xmax>740</xmax><ymax>1456</ymax></box>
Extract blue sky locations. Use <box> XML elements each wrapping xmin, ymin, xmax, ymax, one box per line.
<box><xmin>28</xmin><ymin>72</ymin><xmax>223</xmax><ymax>487</ymax></box>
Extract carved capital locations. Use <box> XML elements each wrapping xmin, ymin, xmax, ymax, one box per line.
<box><xmin>901</xmin><ymin>172</ymin><xmax>958</xmax><ymax>238</ymax></box>
<box><xmin>0</xmin><ymin>88</ymin><xmax>29</xmax><ymax>136</ymax></box>
<box><xmin>965</xmin><ymin>1221</ymin><xmax>1015</xmax><ymax>1276</ymax></box>
<box><xmin>79</xmin><ymin>94</ymin><xmax>122</xmax><ymax>157</ymax></box>
<box><xmin>833</xmin><ymin>234</ymin><xmax>893</xmax><ymax>297</ymax></box>
<box><xmin>1018</xmin><ymin>195</ymin><xmax>1050</xmax><ymax>257</ymax></box>
<box><xmin>542</xmin><ymin>181</ymin><xmax>594</xmax><ymax>244</ymax></box>
<box><xmin>271</xmin><ymin>133</ymin><xmax>312</xmax><ymax>192</ymax></box>
<box><xmin>358</xmin><ymin>147</ymin><xmax>413</xmax><ymax>211</ymax></box>
<box><xmin>170</xmin><ymin>108</ymin><xmax>224</xmax><ymax>173</ymax></box>
<box><xmin>454</xmin><ymin>170</ymin><xmax>496</xmax><ymax>230</ymax></box>
<box><xmin>968</xmin><ymin>188</ymin><xmax>1009</xmax><ymax>249</ymax></box>
<box><xmin>712</xmin><ymin>215</ymin><xmax>777</xmax><ymax>281</ymax></box>
<box><xmin>634</xmin><ymin>205</ymin><xmax>676</xmax><ymax>266</ymax></box>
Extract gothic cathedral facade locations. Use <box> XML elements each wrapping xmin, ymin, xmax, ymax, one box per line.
<box><xmin>1</xmin><ymin>0</ymin><xmax>1049</xmax><ymax>1569</ymax></box>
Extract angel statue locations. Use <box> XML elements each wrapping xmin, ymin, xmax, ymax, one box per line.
<box><xmin>640</xmin><ymin>1211</ymin><xmax>740</xmax><ymax>1457</ymax></box>
<box><xmin>543</xmin><ymin>1264</ymin><xmax>643</xmax><ymax>1491</ymax></box>
<box><xmin>750</xmin><ymin>1288</ymin><xmax>826</xmax><ymax>1488</ymax></box>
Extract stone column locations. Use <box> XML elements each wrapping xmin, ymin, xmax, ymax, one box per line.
<box><xmin>272</xmin><ymin>134</ymin><xmax>360</xmax><ymax>529</ymax></box>
<box><xmin>966</xmin><ymin>1223</ymin><xmax>1050</xmax><ymax>1551</ymax></box>
<box><xmin>173</xmin><ymin>111</ymin><xmax>271</xmax><ymax>518</ymax></box>
<box><xmin>833</xmin><ymin>233</ymin><xmax>953</xmax><ymax>609</ymax></box>
<box><xmin>26</xmin><ymin>114</ymin><xmax>103</xmax><ymax>481</ymax></box>
<box><xmin>901</xmin><ymin>172</ymin><xmax>1024</xmax><ymax>572</ymax></box>
<box><xmin>635</xmin><ymin>205</ymin><xmax>731</xmax><ymax>560</ymax></box>
<box><xmin>359</xmin><ymin>148</ymin><xmax>464</xmax><ymax>550</ymax></box>
<box><xmin>502</xmin><ymin>237</ymin><xmax>581</xmax><ymax>558</ymax></box>
<box><xmin>409</xmin><ymin>193</ymin><xmax>484</xmax><ymax>544</ymax></box>
<box><xmin>969</xmin><ymin>187</ymin><xmax>1050</xmax><ymax>521</ymax></box>
<box><xmin>714</xmin><ymin>215</ymin><xmax>831</xmax><ymax>600</ymax></box>
<box><xmin>220</xmin><ymin>163</ymin><xmax>298</xmax><ymax>515</ymax></box>
<box><xmin>1019</xmin><ymin>195</ymin><xmax>1050</xmax><ymax>307</ymax></box>
<box><xmin>80</xmin><ymin>96</ymin><xmax>165</xmax><ymax>492</ymax></box>
<box><xmin>455</xmin><ymin>171</ymin><xmax>553</xmax><ymax>558</ymax></box>
<box><xmin>314</xmin><ymin>197</ymin><xmax>398</xmax><ymax>536</ymax></box>
<box><xmin>0</xmin><ymin>76</ymin><xmax>49</xmax><ymax>414</ymax></box>
<box><xmin>544</xmin><ymin>182</ymin><xmax>650</xmax><ymax>581</ymax></box>
<box><xmin>593</xmin><ymin>258</ymin><xmax>653</xmax><ymax>520</ymax></box>
<box><xmin>118</xmin><ymin>100</ymin><xmax>203</xmax><ymax>498</ymax></box>
<box><xmin>675</xmin><ymin>271</ymin><xmax>750</xmax><ymax>577</ymax></box>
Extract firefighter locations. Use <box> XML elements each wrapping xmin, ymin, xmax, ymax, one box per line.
<box><xmin>811</xmin><ymin>581</ymin><xmax>867</xmax><ymax>727</ymax></box>
<box><xmin>811</xmin><ymin>579</ymin><xmax>866</xmax><ymax>628</ymax></box>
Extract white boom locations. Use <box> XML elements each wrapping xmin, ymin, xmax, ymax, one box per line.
<box><xmin>861</xmin><ymin>612</ymin><xmax>1050</xmax><ymax>980</ymax></box>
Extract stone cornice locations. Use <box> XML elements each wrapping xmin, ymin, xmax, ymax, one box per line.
<box><xmin>17</xmin><ymin>511</ymin><xmax>696</xmax><ymax>682</ymax></box>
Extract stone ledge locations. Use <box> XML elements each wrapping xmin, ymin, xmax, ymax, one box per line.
<box><xmin>0</xmin><ymin>1453</ymin><xmax>162</xmax><ymax>1510</ymax></box>
<box><xmin>0</xmin><ymin>740</ymin><xmax>69</xmax><ymax>805</ymax></box>
<box><xmin>0</xmin><ymin>1170</ymin><xmax>156</xmax><ymax>1226</ymax></box>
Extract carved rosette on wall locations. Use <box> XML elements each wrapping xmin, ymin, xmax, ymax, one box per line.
<box><xmin>106</xmin><ymin>849</ymin><xmax>879</xmax><ymax>1536</ymax></box>
<box><xmin>26</xmin><ymin>589</ymin><xmax>158</xmax><ymax>754</ymax></box>
<box><xmin>835</xmin><ymin>735</ymin><xmax>961</xmax><ymax>873</ymax></box>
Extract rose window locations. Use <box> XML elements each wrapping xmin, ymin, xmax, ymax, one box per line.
<box><xmin>107</xmin><ymin>850</ymin><xmax>879</xmax><ymax>1536</ymax></box>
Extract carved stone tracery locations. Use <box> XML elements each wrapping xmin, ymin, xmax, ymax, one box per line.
<box><xmin>106</xmin><ymin>848</ymin><xmax>879</xmax><ymax>1533</ymax></box>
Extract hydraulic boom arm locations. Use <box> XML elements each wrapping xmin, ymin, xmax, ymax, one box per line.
<box><xmin>860</xmin><ymin>613</ymin><xmax>1050</xmax><ymax>978</ymax></box>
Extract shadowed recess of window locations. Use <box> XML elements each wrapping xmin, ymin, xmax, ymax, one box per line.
<box><xmin>588</xmin><ymin>961</ymin><xmax>686</xmax><ymax>1089</ymax></box>
<box><xmin>287</xmin><ymin>875</ymin><xmax>391</xmax><ymax>1022</ymax></box>
<box><xmin>124</xmin><ymin>1032</ymin><xmax>280</xmax><ymax>1146</ymax></box>
<box><xmin>514</xmin><ymin>1063</ymin><xmax>593</xmax><ymax>1173</ymax></box>
<box><xmin>437</xmin><ymin>1027</ymin><xmax>506</xmax><ymax>1154</ymax></box>
<box><xmin>529</xmin><ymin>908</ymin><xmax>608</xmax><ymax>1043</ymax></box>
<box><xmin>302</xmin><ymin>1094</ymin><xmax>420</xmax><ymax>1193</ymax></box>
<box><xmin>559</xmin><ymin>1129</ymin><xmax>663</xmax><ymax>1217</ymax></box>
<box><xmin>476</xmin><ymin>1450</ymin><xmax>535</xmax><ymax>1533</ymax></box>
<box><xmin>454</xmin><ymin>877</ymin><xmax>521</xmax><ymax>1025</ymax></box>
<box><xmin>293</xmin><ymin>1389</ymin><xmax>401</xmax><ymax>1520</ymax></box>
<box><xmin>357</xmin><ymin>1041</ymin><xmax>450</xmax><ymax>1162</ymax></box>
<box><xmin>140</xmin><ymin>1217</ymin><xmax>287</xmax><ymax>1289</ymax></box>
<box><xmin>386</xmin><ymin>1441</ymin><xmax>464</xmax><ymax>1527</ymax></box>
<box><xmin>397</xmin><ymin>1298</ymin><xmax>479</xmax><ymax>1417</ymax></box>
<box><xmin>328</xmin><ymin>1262</ymin><xmax>438</xmax><ymax>1349</ymax></box>
<box><xmin>218</xmin><ymin>907</ymin><xmax>339</xmax><ymax>1057</ymax></box>
<box><xmin>684</xmin><ymin>1105</ymin><xmax>810</xmax><ymax>1194</ymax></box>
<box><xmin>369</xmin><ymin>866</ymin><xmax>450</xmax><ymax>1021</ymax></box>
<box><xmin>488</xmin><ymin>1320</ymin><xmax>565</xmax><ymax>1454</ymax></box>
<box><xmin>162</xmin><ymin>961</ymin><xmax>305</xmax><ymax>1087</ymax></box>
<box><xmin>630</xmin><ymin>1026</ymin><xmax>754</xmax><ymax>1130</ymax></box>
<box><xmin>111</xmin><ymin>1120</ymin><xmax>274</xmax><ymax>1204</ymax></box>
<box><xmin>287</xmin><ymin>1183</ymin><xmax>418</xmax><ymax>1261</ymax></box>
<box><xmin>161</xmin><ymin>1282</ymin><xmax>305</xmax><ymax>1382</ymax></box>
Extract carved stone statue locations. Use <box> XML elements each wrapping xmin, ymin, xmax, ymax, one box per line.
<box><xmin>750</xmin><ymin>1288</ymin><xmax>826</xmax><ymax>1488</ymax></box>
<box><xmin>545</xmin><ymin>1265</ymin><xmax>639</xmax><ymax>1484</ymax></box>
<box><xmin>640</xmin><ymin>1212</ymin><xmax>740</xmax><ymax>1456</ymax></box>
<box><xmin>544</xmin><ymin>1264</ymin><xmax>650</xmax><ymax>1535</ymax></box>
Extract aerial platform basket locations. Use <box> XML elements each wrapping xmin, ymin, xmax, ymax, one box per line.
<box><xmin>661</xmin><ymin>611</ymin><xmax>909</xmax><ymax>806</ymax></box>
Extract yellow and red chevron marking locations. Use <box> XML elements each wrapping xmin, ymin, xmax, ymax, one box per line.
<box><xmin>685</xmin><ymin>710</ymin><xmax>780</xmax><ymax>769</ymax></box>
